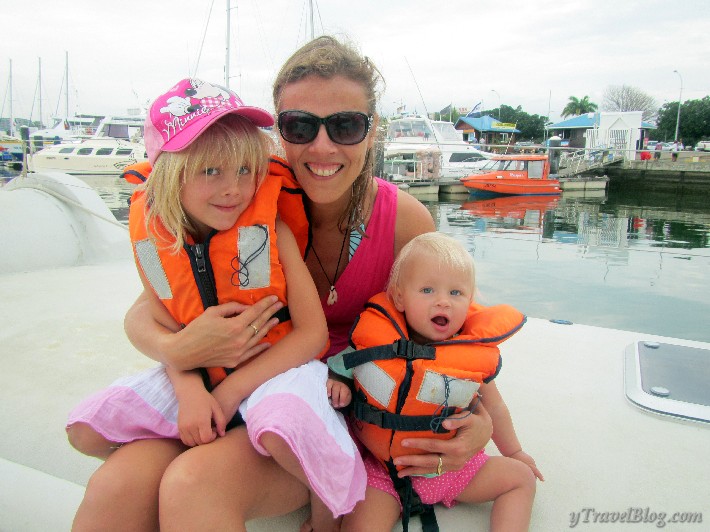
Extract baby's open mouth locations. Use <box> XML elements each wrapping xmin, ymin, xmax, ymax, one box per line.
<box><xmin>432</xmin><ymin>315</ymin><xmax>449</xmax><ymax>327</ymax></box>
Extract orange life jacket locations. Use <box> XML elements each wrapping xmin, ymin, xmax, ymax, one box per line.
<box><xmin>121</xmin><ymin>160</ymin><xmax>152</xmax><ymax>184</ymax></box>
<box><xmin>342</xmin><ymin>292</ymin><xmax>526</xmax><ymax>470</ymax></box>
<box><xmin>128</xmin><ymin>157</ymin><xmax>312</xmax><ymax>389</ymax></box>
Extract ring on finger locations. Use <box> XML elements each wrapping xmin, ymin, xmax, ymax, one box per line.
<box><xmin>436</xmin><ymin>455</ymin><xmax>443</xmax><ymax>476</ymax></box>
<box><xmin>250</xmin><ymin>323</ymin><xmax>259</xmax><ymax>336</ymax></box>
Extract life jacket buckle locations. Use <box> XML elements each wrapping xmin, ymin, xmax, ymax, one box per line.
<box><xmin>393</xmin><ymin>339</ymin><xmax>416</xmax><ymax>359</ymax></box>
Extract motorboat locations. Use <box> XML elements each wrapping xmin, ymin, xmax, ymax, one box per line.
<box><xmin>460</xmin><ymin>154</ymin><xmax>561</xmax><ymax>196</ymax></box>
<box><xmin>28</xmin><ymin>116</ymin><xmax>147</xmax><ymax>175</ymax></box>
<box><xmin>384</xmin><ymin>114</ymin><xmax>491</xmax><ymax>181</ymax></box>
<box><xmin>28</xmin><ymin>115</ymin><xmax>105</xmax><ymax>149</ymax></box>
<box><xmin>1</xmin><ymin>172</ymin><xmax>708</xmax><ymax>531</ymax></box>
<box><xmin>0</xmin><ymin>133</ymin><xmax>24</xmax><ymax>163</ymax></box>
<box><xmin>29</xmin><ymin>138</ymin><xmax>147</xmax><ymax>175</ymax></box>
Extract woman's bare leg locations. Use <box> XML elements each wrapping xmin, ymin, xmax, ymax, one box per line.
<box><xmin>159</xmin><ymin>427</ymin><xmax>310</xmax><ymax>531</ymax></box>
<box><xmin>340</xmin><ymin>486</ymin><xmax>400</xmax><ymax>532</ymax></box>
<box><xmin>72</xmin><ymin>438</ymin><xmax>185</xmax><ymax>532</ymax></box>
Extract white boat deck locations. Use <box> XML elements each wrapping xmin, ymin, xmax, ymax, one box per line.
<box><xmin>1</xmin><ymin>173</ymin><xmax>708</xmax><ymax>531</ymax></box>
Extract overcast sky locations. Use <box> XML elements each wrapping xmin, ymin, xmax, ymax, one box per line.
<box><xmin>3</xmin><ymin>0</ymin><xmax>709</xmax><ymax>126</ymax></box>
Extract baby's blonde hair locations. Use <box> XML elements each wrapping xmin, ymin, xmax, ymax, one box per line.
<box><xmin>142</xmin><ymin>114</ymin><xmax>273</xmax><ymax>252</ymax></box>
<box><xmin>386</xmin><ymin>232</ymin><xmax>475</xmax><ymax>299</ymax></box>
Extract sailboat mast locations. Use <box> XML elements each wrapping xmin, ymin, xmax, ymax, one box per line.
<box><xmin>225</xmin><ymin>0</ymin><xmax>230</xmax><ymax>88</ymax></box>
<box><xmin>9</xmin><ymin>59</ymin><xmax>14</xmax><ymax>136</ymax></box>
<box><xmin>38</xmin><ymin>58</ymin><xmax>43</xmax><ymax>128</ymax></box>
<box><xmin>65</xmin><ymin>51</ymin><xmax>69</xmax><ymax>118</ymax></box>
<box><xmin>309</xmin><ymin>0</ymin><xmax>314</xmax><ymax>39</ymax></box>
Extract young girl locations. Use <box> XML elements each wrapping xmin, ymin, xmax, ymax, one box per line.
<box><xmin>67</xmin><ymin>78</ymin><xmax>364</xmax><ymax>530</ymax></box>
<box><xmin>332</xmin><ymin>232</ymin><xmax>542</xmax><ymax>532</ymax></box>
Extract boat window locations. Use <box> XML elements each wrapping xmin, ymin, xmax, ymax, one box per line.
<box><xmin>115</xmin><ymin>149</ymin><xmax>133</xmax><ymax>156</ymax></box>
<box><xmin>387</xmin><ymin>119</ymin><xmax>433</xmax><ymax>140</ymax></box>
<box><xmin>432</xmin><ymin>122</ymin><xmax>463</xmax><ymax>142</ymax></box>
<box><xmin>77</xmin><ymin>148</ymin><xmax>94</xmax><ymax>155</ymax></box>
<box><xmin>96</xmin><ymin>148</ymin><xmax>114</xmax><ymax>156</ymax></box>
<box><xmin>528</xmin><ymin>160</ymin><xmax>544</xmax><ymax>179</ymax></box>
<box><xmin>58</xmin><ymin>147</ymin><xmax>75</xmax><ymax>154</ymax></box>
<box><xmin>98</xmin><ymin>124</ymin><xmax>130</xmax><ymax>139</ymax></box>
<box><xmin>449</xmin><ymin>152</ymin><xmax>485</xmax><ymax>163</ymax></box>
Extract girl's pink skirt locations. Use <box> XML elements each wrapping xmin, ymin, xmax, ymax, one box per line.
<box><xmin>67</xmin><ymin>360</ymin><xmax>365</xmax><ymax>517</ymax></box>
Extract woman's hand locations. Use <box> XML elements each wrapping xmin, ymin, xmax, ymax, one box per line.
<box><xmin>392</xmin><ymin>404</ymin><xmax>493</xmax><ymax>477</ymax></box>
<box><xmin>126</xmin><ymin>291</ymin><xmax>285</xmax><ymax>370</ymax></box>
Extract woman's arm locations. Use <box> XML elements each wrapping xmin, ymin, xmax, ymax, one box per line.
<box><xmin>393</xmin><ymin>188</ymin><xmax>436</xmax><ymax>256</ymax></box>
<box><xmin>124</xmin><ymin>284</ymin><xmax>285</xmax><ymax>371</ymax></box>
<box><xmin>211</xmin><ymin>218</ymin><xmax>329</xmax><ymax>417</ymax></box>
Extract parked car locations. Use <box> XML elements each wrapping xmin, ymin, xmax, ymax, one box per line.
<box><xmin>646</xmin><ymin>140</ymin><xmax>659</xmax><ymax>151</ymax></box>
<box><xmin>695</xmin><ymin>140</ymin><xmax>710</xmax><ymax>152</ymax></box>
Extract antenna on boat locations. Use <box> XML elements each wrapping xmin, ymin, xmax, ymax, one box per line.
<box><xmin>404</xmin><ymin>57</ymin><xmax>429</xmax><ymax>117</ymax></box>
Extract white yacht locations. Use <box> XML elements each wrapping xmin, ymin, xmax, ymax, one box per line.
<box><xmin>384</xmin><ymin>114</ymin><xmax>490</xmax><ymax>181</ymax></box>
<box><xmin>29</xmin><ymin>116</ymin><xmax>147</xmax><ymax>175</ymax></box>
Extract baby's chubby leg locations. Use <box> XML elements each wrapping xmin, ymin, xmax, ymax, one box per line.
<box><xmin>455</xmin><ymin>455</ymin><xmax>537</xmax><ymax>532</ymax></box>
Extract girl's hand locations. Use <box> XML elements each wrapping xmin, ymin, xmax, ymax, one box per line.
<box><xmin>177</xmin><ymin>388</ymin><xmax>227</xmax><ymax>447</ymax></box>
<box><xmin>327</xmin><ymin>378</ymin><xmax>352</xmax><ymax>409</ymax></box>
<box><xmin>393</xmin><ymin>404</ymin><xmax>493</xmax><ymax>477</ymax></box>
<box><xmin>509</xmin><ymin>450</ymin><xmax>544</xmax><ymax>481</ymax></box>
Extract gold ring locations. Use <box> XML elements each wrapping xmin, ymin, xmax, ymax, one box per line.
<box><xmin>436</xmin><ymin>455</ymin><xmax>443</xmax><ymax>476</ymax></box>
<box><xmin>250</xmin><ymin>324</ymin><xmax>259</xmax><ymax>336</ymax></box>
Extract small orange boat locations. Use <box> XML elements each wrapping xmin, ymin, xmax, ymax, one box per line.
<box><xmin>460</xmin><ymin>154</ymin><xmax>560</xmax><ymax>196</ymax></box>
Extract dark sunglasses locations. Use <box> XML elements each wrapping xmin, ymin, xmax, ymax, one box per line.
<box><xmin>277</xmin><ymin>110</ymin><xmax>373</xmax><ymax>145</ymax></box>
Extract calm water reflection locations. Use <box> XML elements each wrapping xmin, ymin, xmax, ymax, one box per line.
<box><xmin>3</xmin><ymin>170</ymin><xmax>708</xmax><ymax>342</ymax></box>
<box><xmin>425</xmin><ymin>189</ymin><xmax>710</xmax><ymax>343</ymax></box>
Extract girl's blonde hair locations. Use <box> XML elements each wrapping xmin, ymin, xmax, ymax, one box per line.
<box><xmin>272</xmin><ymin>35</ymin><xmax>384</xmax><ymax>233</ymax></box>
<box><xmin>142</xmin><ymin>114</ymin><xmax>273</xmax><ymax>252</ymax></box>
<box><xmin>386</xmin><ymin>232</ymin><xmax>476</xmax><ymax>299</ymax></box>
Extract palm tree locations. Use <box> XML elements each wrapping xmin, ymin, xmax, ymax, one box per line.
<box><xmin>561</xmin><ymin>95</ymin><xmax>598</xmax><ymax>118</ymax></box>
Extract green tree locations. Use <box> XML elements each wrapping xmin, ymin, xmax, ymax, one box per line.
<box><xmin>561</xmin><ymin>95</ymin><xmax>598</xmax><ymax>118</ymax></box>
<box><xmin>655</xmin><ymin>96</ymin><xmax>710</xmax><ymax>145</ymax></box>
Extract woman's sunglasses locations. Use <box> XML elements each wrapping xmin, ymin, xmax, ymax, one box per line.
<box><xmin>277</xmin><ymin>110</ymin><xmax>373</xmax><ymax>145</ymax></box>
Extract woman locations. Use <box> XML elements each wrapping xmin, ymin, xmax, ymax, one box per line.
<box><xmin>73</xmin><ymin>36</ymin><xmax>492</xmax><ymax>531</ymax></box>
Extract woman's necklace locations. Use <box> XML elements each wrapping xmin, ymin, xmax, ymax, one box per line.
<box><xmin>310</xmin><ymin>228</ymin><xmax>349</xmax><ymax>306</ymax></box>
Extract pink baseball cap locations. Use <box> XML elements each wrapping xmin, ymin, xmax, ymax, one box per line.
<box><xmin>144</xmin><ymin>78</ymin><xmax>274</xmax><ymax>164</ymax></box>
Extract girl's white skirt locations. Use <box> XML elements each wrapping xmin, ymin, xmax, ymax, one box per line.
<box><xmin>67</xmin><ymin>359</ymin><xmax>365</xmax><ymax>516</ymax></box>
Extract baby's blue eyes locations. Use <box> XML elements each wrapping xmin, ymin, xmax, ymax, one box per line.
<box><xmin>238</xmin><ymin>166</ymin><xmax>250</xmax><ymax>175</ymax></box>
<box><xmin>419</xmin><ymin>287</ymin><xmax>464</xmax><ymax>296</ymax></box>
<box><xmin>421</xmin><ymin>287</ymin><xmax>433</xmax><ymax>294</ymax></box>
<box><xmin>205</xmin><ymin>167</ymin><xmax>220</xmax><ymax>176</ymax></box>
<box><xmin>450</xmin><ymin>289</ymin><xmax>462</xmax><ymax>296</ymax></box>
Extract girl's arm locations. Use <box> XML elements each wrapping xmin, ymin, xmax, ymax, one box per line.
<box><xmin>211</xmin><ymin>218</ymin><xmax>329</xmax><ymax>418</ymax></box>
<box><xmin>166</xmin><ymin>366</ymin><xmax>227</xmax><ymax>446</ymax></box>
<box><xmin>481</xmin><ymin>380</ymin><xmax>544</xmax><ymax>480</ymax></box>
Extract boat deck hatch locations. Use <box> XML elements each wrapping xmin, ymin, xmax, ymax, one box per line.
<box><xmin>624</xmin><ymin>341</ymin><xmax>710</xmax><ymax>423</ymax></box>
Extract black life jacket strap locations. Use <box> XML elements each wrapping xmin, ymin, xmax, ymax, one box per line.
<box><xmin>343</xmin><ymin>339</ymin><xmax>436</xmax><ymax>369</ymax></box>
<box><xmin>352</xmin><ymin>397</ymin><xmax>454</xmax><ymax>434</ymax></box>
<box><xmin>386</xmin><ymin>460</ymin><xmax>439</xmax><ymax>532</ymax></box>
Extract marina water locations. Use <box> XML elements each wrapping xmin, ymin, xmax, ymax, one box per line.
<box><xmin>3</xmin><ymin>168</ymin><xmax>708</xmax><ymax>343</ymax></box>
